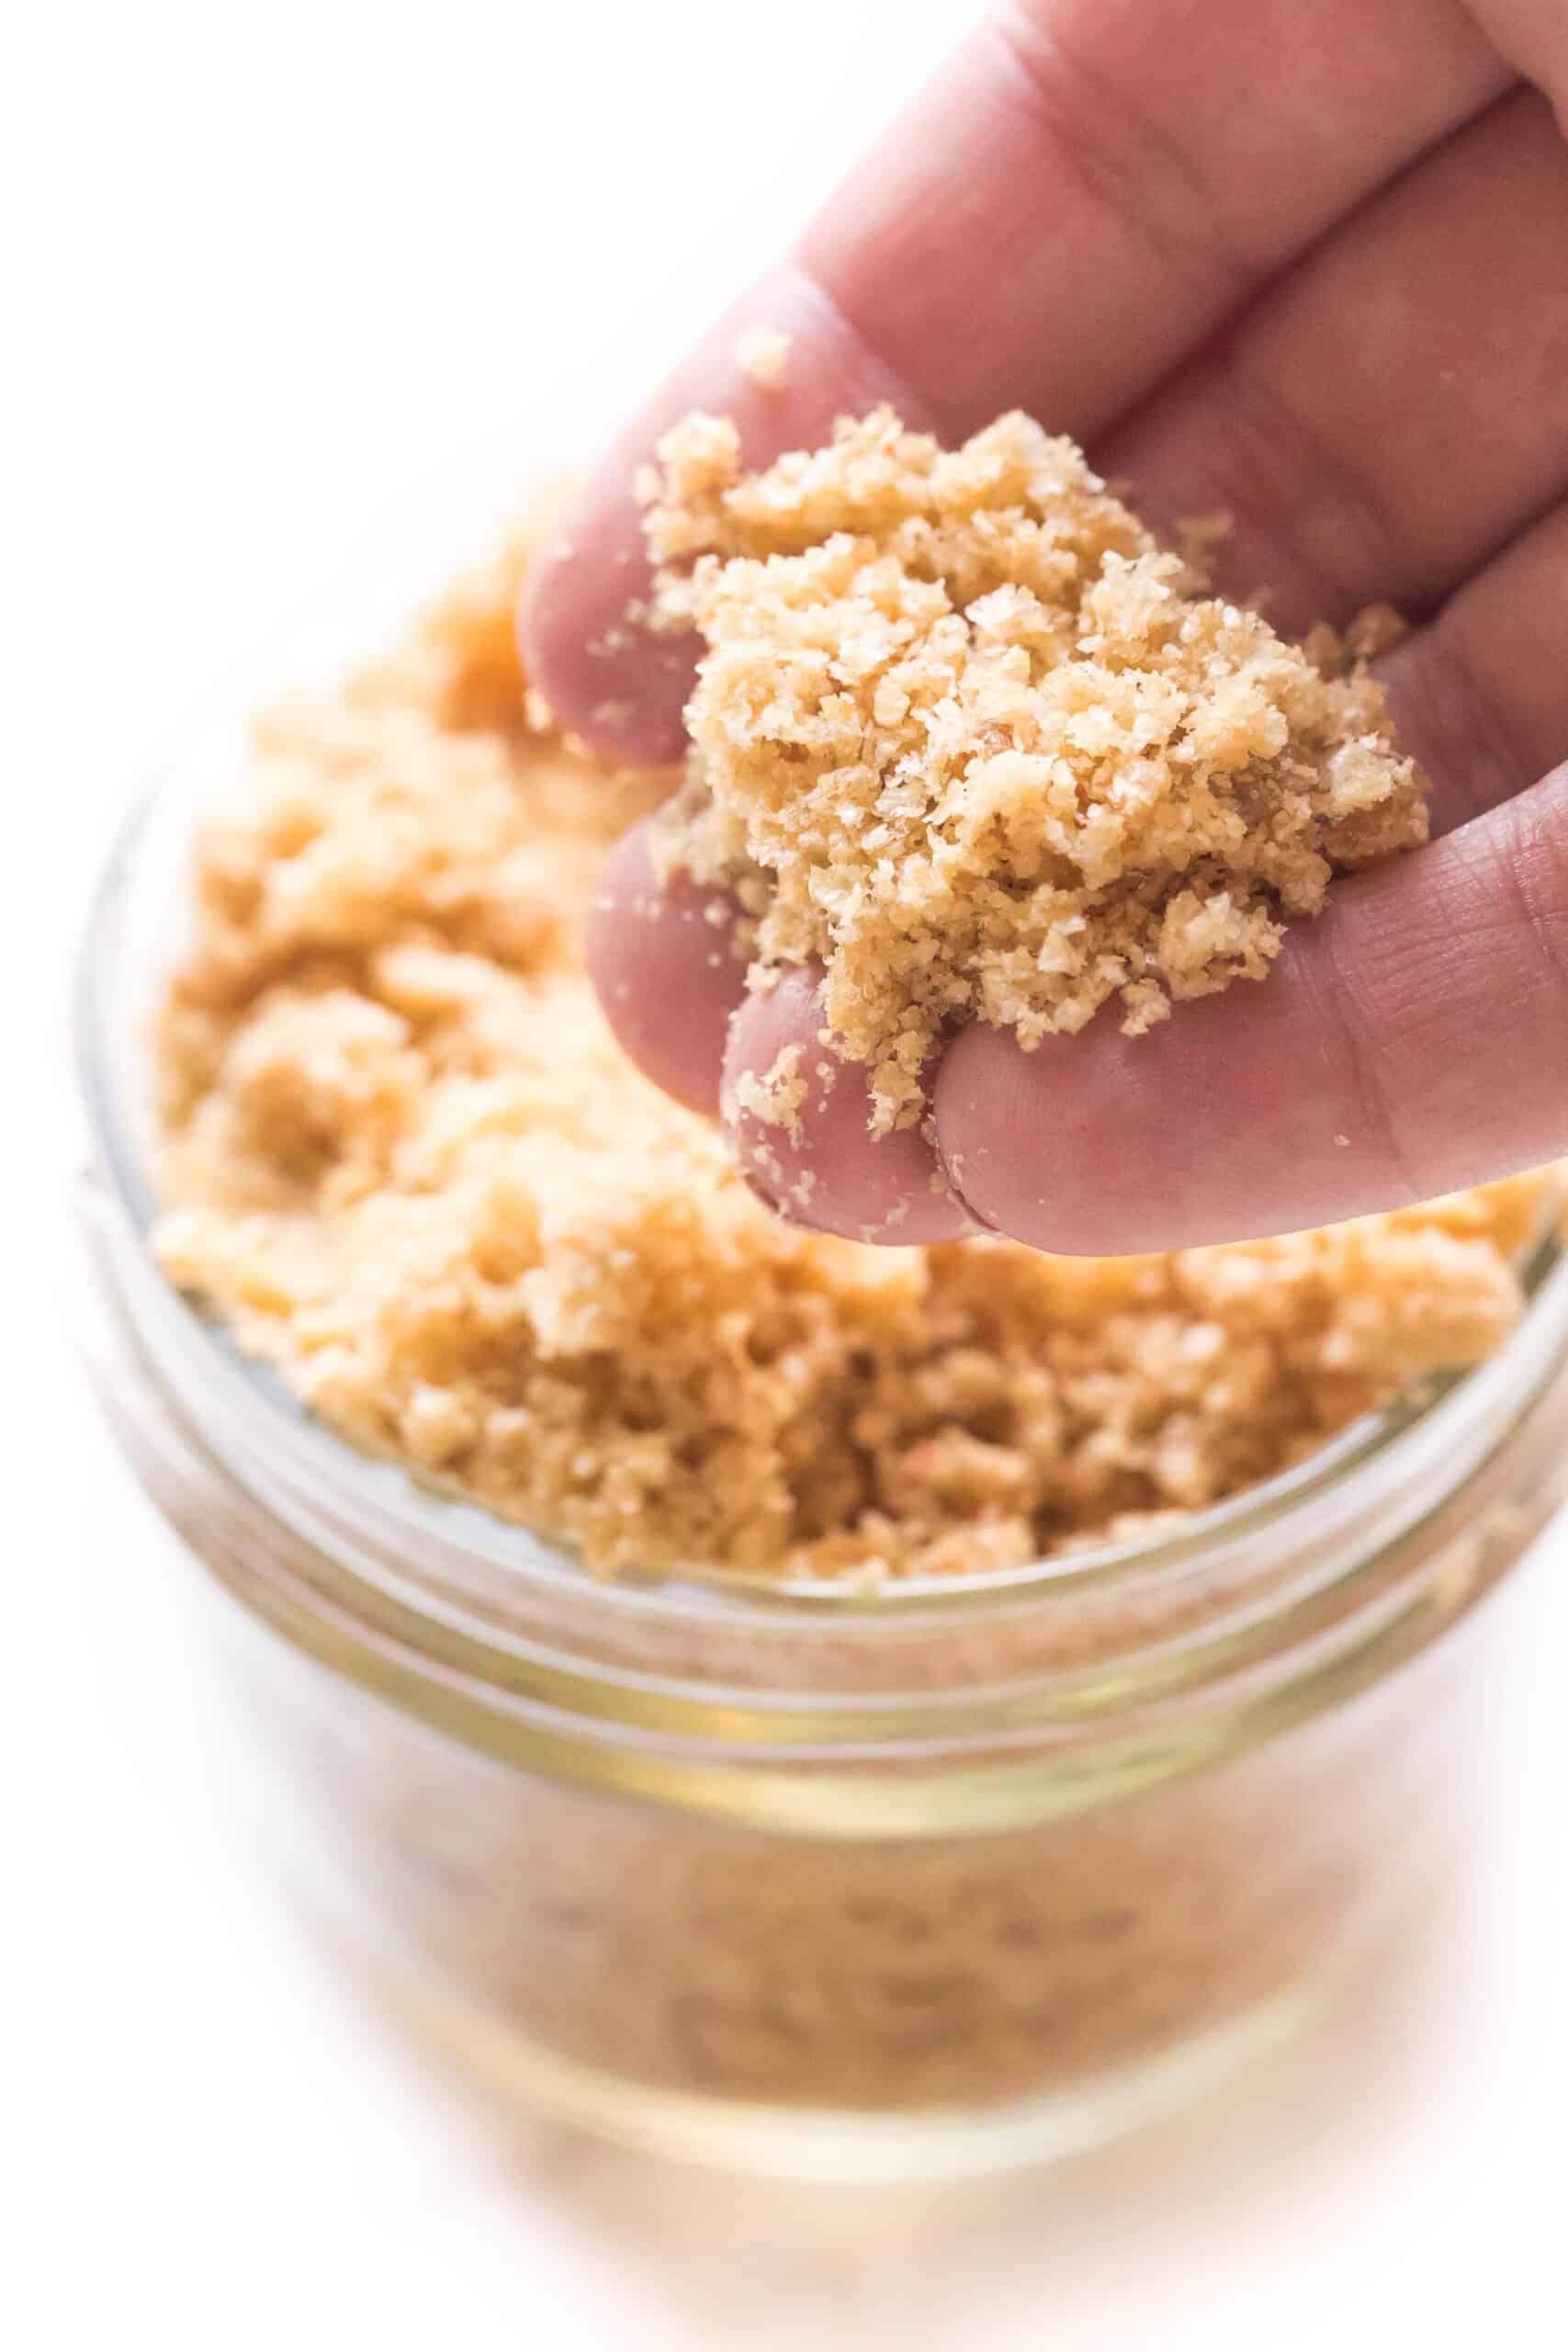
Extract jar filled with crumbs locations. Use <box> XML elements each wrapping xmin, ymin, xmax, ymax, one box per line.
<box><xmin>74</xmin><ymin>508</ymin><xmax>1568</xmax><ymax>2181</ymax></box>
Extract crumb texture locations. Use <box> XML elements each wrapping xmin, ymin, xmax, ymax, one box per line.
<box><xmin>155</xmin><ymin>513</ymin><xmax>1547</xmax><ymax>1581</ymax></box>
<box><xmin>644</xmin><ymin>407</ymin><xmax>1428</xmax><ymax>1131</ymax></box>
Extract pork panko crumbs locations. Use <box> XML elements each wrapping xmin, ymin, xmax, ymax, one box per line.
<box><xmin>153</xmin><ymin>503</ymin><xmax>1552</xmax><ymax>1582</ymax></box>
<box><xmin>643</xmin><ymin>406</ymin><xmax>1428</xmax><ymax>1132</ymax></box>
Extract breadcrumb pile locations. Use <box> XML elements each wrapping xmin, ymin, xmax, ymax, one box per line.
<box><xmin>153</xmin><ymin>513</ymin><xmax>1550</xmax><ymax>1581</ymax></box>
<box><xmin>643</xmin><ymin>406</ymin><xmax>1428</xmax><ymax>1132</ymax></box>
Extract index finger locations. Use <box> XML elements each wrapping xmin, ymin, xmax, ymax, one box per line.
<box><xmin>522</xmin><ymin>0</ymin><xmax>1505</xmax><ymax>760</ymax></box>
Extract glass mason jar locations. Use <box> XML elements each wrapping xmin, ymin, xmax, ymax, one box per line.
<box><xmin>73</xmin><ymin>514</ymin><xmax>1568</xmax><ymax>2183</ymax></box>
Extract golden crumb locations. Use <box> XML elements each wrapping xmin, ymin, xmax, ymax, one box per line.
<box><xmin>732</xmin><ymin>325</ymin><xmax>791</xmax><ymax>390</ymax></box>
<box><xmin>153</xmin><ymin>509</ymin><xmax>1552</xmax><ymax>1582</ymax></box>
<box><xmin>644</xmin><ymin>407</ymin><xmax>1428</xmax><ymax>1133</ymax></box>
<box><xmin>728</xmin><ymin>1043</ymin><xmax>808</xmax><ymax>1142</ymax></box>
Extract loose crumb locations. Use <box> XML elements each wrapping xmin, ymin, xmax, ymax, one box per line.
<box><xmin>152</xmin><ymin>511</ymin><xmax>1552</xmax><ymax>1582</ymax></box>
<box><xmin>644</xmin><ymin>406</ymin><xmax>1428</xmax><ymax>1133</ymax></box>
<box><xmin>729</xmin><ymin>1043</ymin><xmax>807</xmax><ymax>1142</ymax></box>
<box><xmin>732</xmin><ymin>325</ymin><xmax>791</xmax><ymax>390</ymax></box>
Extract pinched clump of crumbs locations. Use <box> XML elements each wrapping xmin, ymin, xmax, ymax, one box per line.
<box><xmin>643</xmin><ymin>406</ymin><xmax>1428</xmax><ymax>1132</ymax></box>
<box><xmin>147</xmin><ymin>507</ymin><xmax>1560</xmax><ymax>1583</ymax></box>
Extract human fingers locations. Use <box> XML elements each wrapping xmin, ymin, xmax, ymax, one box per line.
<box><xmin>522</xmin><ymin>0</ymin><xmax>1503</xmax><ymax>761</ymax></box>
<box><xmin>1097</xmin><ymin>86</ymin><xmax>1568</xmax><ymax>637</ymax></box>
<box><xmin>1378</xmin><ymin>499</ymin><xmax>1568</xmax><ymax>835</ymax></box>
<box><xmin>720</xmin><ymin>969</ymin><xmax>975</xmax><ymax>1243</ymax></box>
<box><xmin>586</xmin><ymin>820</ymin><xmax>747</xmax><ymax>1114</ymax></box>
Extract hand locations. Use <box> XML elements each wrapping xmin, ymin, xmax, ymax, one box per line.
<box><xmin>522</xmin><ymin>0</ymin><xmax>1568</xmax><ymax>1254</ymax></box>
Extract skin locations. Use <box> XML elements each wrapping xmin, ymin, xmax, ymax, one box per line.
<box><xmin>526</xmin><ymin>0</ymin><xmax>1568</xmax><ymax>1255</ymax></box>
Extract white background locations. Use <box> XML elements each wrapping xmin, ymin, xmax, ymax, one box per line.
<box><xmin>6</xmin><ymin>3</ymin><xmax>1568</xmax><ymax>2345</ymax></box>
